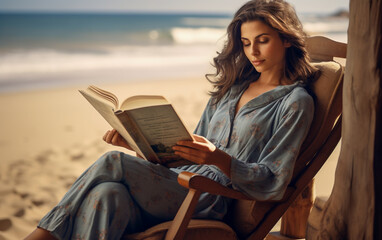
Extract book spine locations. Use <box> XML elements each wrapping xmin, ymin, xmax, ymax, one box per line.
<box><xmin>115</xmin><ymin>111</ymin><xmax>161</xmax><ymax>164</ymax></box>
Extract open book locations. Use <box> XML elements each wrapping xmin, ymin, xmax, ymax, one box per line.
<box><xmin>79</xmin><ymin>85</ymin><xmax>194</xmax><ymax>167</ymax></box>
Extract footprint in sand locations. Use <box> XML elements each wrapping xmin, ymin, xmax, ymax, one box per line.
<box><xmin>0</xmin><ymin>218</ymin><xmax>12</xmax><ymax>231</ymax></box>
<box><xmin>64</xmin><ymin>144</ymin><xmax>86</xmax><ymax>161</ymax></box>
<box><xmin>13</xmin><ymin>208</ymin><xmax>25</xmax><ymax>217</ymax></box>
<box><xmin>7</xmin><ymin>160</ymin><xmax>32</xmax><ymax>184</ymax></box>
<box><xmin>35</xmin><ymin>149</ymin><xmax>57</xmax><ymax>164</ymax></box>
<box><xmin>13</xmin><ymin>187</ymin><xmax>30</xmax><ymax>199</ymax></box>
<box><xmin>70</xmin><ymin>152</ymin><xmax>85</xmax><ymax>161</ymax></box>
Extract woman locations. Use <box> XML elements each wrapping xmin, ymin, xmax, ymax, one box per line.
<box><xmin>26</xmin><ymin>0</ymin><xmax>316</xmax><ymax>239</ymax></box>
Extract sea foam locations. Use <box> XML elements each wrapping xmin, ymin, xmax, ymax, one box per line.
<box><xmin>171</xmin><ymin>27</ymin><xmax>226</xmax><ymax>44</ymax></box>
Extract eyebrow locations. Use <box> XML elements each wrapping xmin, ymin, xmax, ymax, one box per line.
<box><xmin>241</xmin><ymin>33</ymin><xmax>270</xmax><ymax>40</ymax></box>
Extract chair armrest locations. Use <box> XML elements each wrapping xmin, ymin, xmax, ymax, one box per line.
<box><xmin>177</xmin><ymin>171</ymin><xmax>296</xmax><ymax>202</ymax></box>
<box><xmin>167</xmin><ymin>171</ymin><xmax>295</xmax><ymax>239</ymax></box>
<box><xmin>177</xmin><ymin>171</ymin><xmax>251</xmax><ymax>200</ymax></box>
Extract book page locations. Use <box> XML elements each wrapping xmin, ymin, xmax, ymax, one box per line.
<box><xmin>127</xmin><ymin>104</ymin><xmax>193</xmax><ymax>161</ymax></box>
<box><xmin>87</xmin><ymin>85</ymin><xmax>119</xmax><ymax>109</ymax></box>
<box><xmin>120</xmin><ymin>95</ymin><xmax>169</xmax><ymax>110</ymax></box>
<box><xmin>79</xmin><ymin>89</ymin><xmax>143</xmax><ymax>157</ymax></box>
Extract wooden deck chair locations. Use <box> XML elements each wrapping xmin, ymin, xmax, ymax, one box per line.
<box><xmin>123</xmin><ymin>36</ymin><xmax>347</xmax><ymax>240</ymax></box>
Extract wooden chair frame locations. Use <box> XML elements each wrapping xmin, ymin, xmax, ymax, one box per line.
<box><xmin>125</xmin><ymin>36</ymin><xmax>347</xmax><ymax>240</ymax></box>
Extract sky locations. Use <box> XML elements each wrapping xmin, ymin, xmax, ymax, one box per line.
<box><xmin>0</xmin><ymin>0</ymin><xmax>349</xmax><ymax>14</ymax></box>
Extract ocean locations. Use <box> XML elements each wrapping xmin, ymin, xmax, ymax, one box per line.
<box><xmin>0</xmin><ymin>12</ymin><xmax>348</xmax><ymax>93</ymax></box>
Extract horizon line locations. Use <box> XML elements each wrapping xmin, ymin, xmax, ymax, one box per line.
<box><xmin>0</xmin><ymin>8</ymin><xmax>348</xmax><ymax>16</ymax></box>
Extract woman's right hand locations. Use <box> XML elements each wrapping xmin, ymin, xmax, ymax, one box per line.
<box><xmin>103</xmin><ymin>129</ymin><xmax>133</xmax><ymax>151</ymax></box>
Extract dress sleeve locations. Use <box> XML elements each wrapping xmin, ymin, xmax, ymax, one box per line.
<box><xmin>193</xmin><ymin>97</ymin><xmax>217</xmax><ymax>137</ymax></box>
<box><xmin>230</xmin><ymin>92</ymin><xmax>314</xmax><ymax>201</ymax></box>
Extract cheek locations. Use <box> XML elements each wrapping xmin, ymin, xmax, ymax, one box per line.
<box><xmin>265</xmin><ymin>43</ymin><xmax>286</xmax><ymax>59</ymax></box>
<box><xmin>260</xmin><ymin>44</ymin><xmax>274</xmax><ymax>57</ymax></box>
<box><xmin>243</xmin><ymin>48</ymin><xmax>251</xmax><ymax>60</ymax></box>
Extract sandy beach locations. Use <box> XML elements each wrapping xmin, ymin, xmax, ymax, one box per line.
<box><xmin>0</xmin><ymin>77</ymin><xmax>339</xmax><ymax>239</ymax></box>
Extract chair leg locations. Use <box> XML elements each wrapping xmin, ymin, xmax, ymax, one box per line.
<box><xmin>165</xmin><ymin>189</ymin><xmax>201</xmax><ymax>240</ymax></box>
<box><xmin>267</xmin><ymin>180</ymin><xmax>315</xmax><ymax>240</ymax></box>
<box><xmin>280</xmin><ymin>179</ymin><xmax>315</xmax><ymax>238</ymax></box>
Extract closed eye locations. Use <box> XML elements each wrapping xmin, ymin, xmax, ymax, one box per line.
<box><xmin>241</xmin><ymin>39</ymin><xmax>251</xmax><ymax>47</ymax></box>
<box><xmin>257</xmin><ymin>37</ymin><xmax>269</xmax><ymax>44</ymax></box>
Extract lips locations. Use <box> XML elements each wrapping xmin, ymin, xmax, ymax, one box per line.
<box><xmin>251</xmin><ymin>59</ymin><xmax>265</xmax><ymax>66</ymax></box>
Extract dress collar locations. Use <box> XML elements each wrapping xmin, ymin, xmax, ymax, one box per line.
<box><xmin>229</xmin><ymin>81</ymin><xmax>301</xmax><ymax>116</ymax></box>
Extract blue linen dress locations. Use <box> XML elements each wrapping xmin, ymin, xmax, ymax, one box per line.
<box><xmin>38</xmin><ymin>81</ymin><xmax>314</xmax><ymax>239</ymax></box>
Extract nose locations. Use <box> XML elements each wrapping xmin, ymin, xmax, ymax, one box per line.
<box><xmin>250</xmin><ymin>44</ymin><xmax>260</xmax><ymax>56</ymax></box>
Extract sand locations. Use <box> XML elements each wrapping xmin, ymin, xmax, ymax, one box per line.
<box><xmin>0</xmin><ymin>77</ymin><xmax>339</xmax><ymax>239</ymax></box>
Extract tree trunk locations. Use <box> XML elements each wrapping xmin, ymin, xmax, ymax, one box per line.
<box><xmin>310</xmin><ymin>0</ymin><xmax>382</xmax><ymax>239</ymax></box>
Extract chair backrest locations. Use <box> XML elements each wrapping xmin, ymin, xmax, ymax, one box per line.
<box><xmin>227</xmin><ymin>36</ymin><xmax>346</xmax><ymax>239</ymax></box>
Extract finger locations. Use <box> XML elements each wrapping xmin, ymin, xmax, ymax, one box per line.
<box><xmin>173</xmin><ymin>146</ymin><xmax>208</xmax><ymax>159</ymax></box>
<box><xmin>176</xmin><ymin>141</ymin><xmax>210</xmax><ymax>152</ymax></box>
<box><xmin>105</xmin><ymin>130</ymin><xmax>117</xmax><ymax>143</ymax></box>
<box><xmin>103</xmin><ymin>130</ymin><xmax>110</xmax><ymax>141</ymax></box>
<box><xmin>111</xmin><ymin>131</ymin><xmax>121</xmax><ymax>145</ymax></box>
<box><xmin>177</xmin><ymin>139</ymin><xmax>202</xmax><ymax>147</ymax></box>
<box><xmin>103</xmin><ymin>130</ymin><xmax>114</xmax><ymax>142</ymax></box>
<box><xmin>192</xmin><ymin>134</ymin><xmax>207</xmax><ymax>143</ymax></box>
<box><xmin>174</xmin><ymin>151</ymin><xmax>205</xmax><ymax>165</ymax></box>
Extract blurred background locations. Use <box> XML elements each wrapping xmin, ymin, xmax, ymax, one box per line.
<box><xmin>0</xmin><ymin>0</ymin><xmax>349</xmax><ymax>93</ymax></box>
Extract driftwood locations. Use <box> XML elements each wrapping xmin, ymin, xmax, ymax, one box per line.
<box><xmin>307</xmin><ymin>0</ymin><xmax>382</xmax><ymax>239</ymax></box>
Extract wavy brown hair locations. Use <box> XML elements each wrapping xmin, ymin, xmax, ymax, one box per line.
<box><xmin>207</xmin><ymin>0</ymin><xmax>317</xmax><ymax>104</ymax></box>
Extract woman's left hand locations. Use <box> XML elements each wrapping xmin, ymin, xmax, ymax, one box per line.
<box><xmin>173</xmin><ymin>134</ymin><xmax>231</xmax><ymax>177</ymax></box>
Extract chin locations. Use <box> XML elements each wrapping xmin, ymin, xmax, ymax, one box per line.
<box><xmin>253</xmin><ymin>66</ymin><xmax>264</xmax><ymax>73</ymax></box>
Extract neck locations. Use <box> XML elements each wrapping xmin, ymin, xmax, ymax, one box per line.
<box><xmin>257</xmin><ymin>70</ymin><xmax>291</xmax><ymax>86</ymax></box>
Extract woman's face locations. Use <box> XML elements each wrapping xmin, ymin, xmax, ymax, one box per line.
<box><xmin>240</xmin><ymin>20</ymin><xmax>290</xmax><ymax>76</ymax></box>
